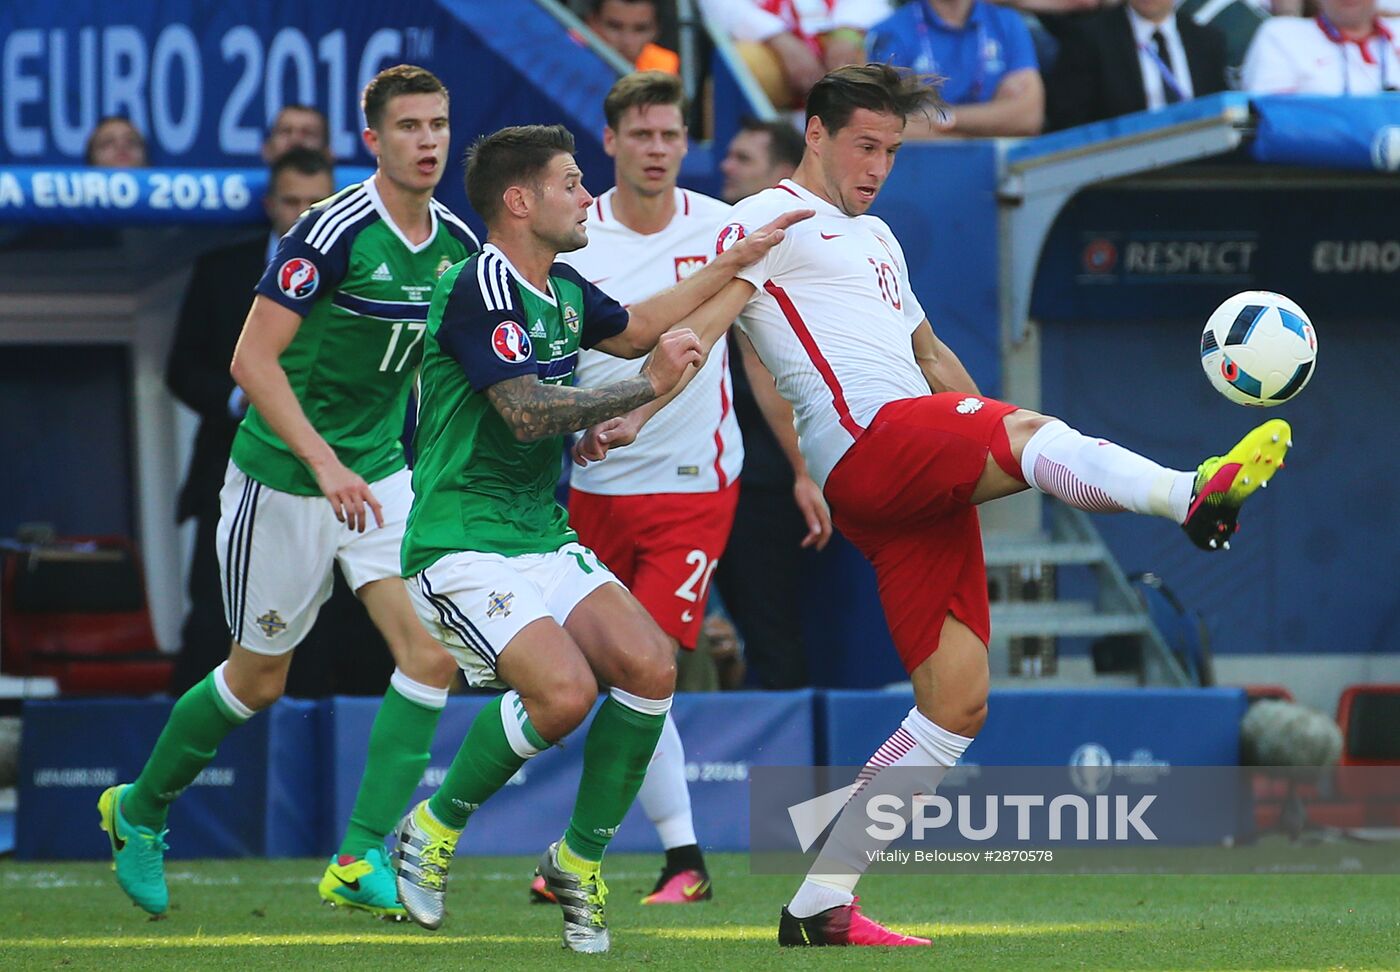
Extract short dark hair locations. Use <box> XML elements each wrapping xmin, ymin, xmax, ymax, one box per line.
<box><xmin>603</xmin><ymin>71</ymin><xmax>686</xmax><ymax>130</ymax></box>
<box><xmin>361</xmin><ymin>64</ymin><xmax>449</xmax><ymax>131</ymax></box>
<box><xmin>805</xmin><ymin>64</ymin><xmax>945</xmax><ymax>135</ymax></box>
<box><xmin>269</xmin><ymin>146</ymin><xmax>333</xmax><ymax>184</ymax></box>
<box><xmin>739</xmin><ymin>116</ymin><xmax>805</xmax><ymax>170</ymax></box>
<box><xmin>465</xmin><ymin>124</ymin><xmax>577</xmax><ymax>224</ymax></box>
<box><xmin>84</xmin><ymin>116</ymin><xmax>144</xmax><ymax>165</ymax></box>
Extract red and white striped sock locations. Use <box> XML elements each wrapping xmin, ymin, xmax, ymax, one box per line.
<box><xmin>787</xmin><ymin>708</ymin><xmax>972</xmax><ymax>918</ymax></box>
<box><xmin>1019</xmin><ymin>419</ymin><xmax>1193</xmax><ymax>522</ymax></box>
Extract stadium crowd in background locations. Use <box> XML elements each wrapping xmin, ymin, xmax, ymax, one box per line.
<box><xmin>1046</xmin><ymin>0</ymin><xmax>1229</xmax><ymax>130</ymax></box>
<box><xmin>866</xmin><ymin>0</ymin><xmax>1046</xmax><ymax>136</ymax></box>
<box><xmin>1242</xmin><ymin>0</ymin><xmax>1400</xmax><ymax>93</ymax></box>
<box><xmin>585</xmin><ymin>0</ymin><xmax>682</xmax><ymax>72</ymax></box>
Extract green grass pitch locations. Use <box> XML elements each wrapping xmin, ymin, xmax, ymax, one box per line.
<box><xmin>2</xmin><ymin>854</ymin><xmax>1396</xmax><ymax>970</ymax></box>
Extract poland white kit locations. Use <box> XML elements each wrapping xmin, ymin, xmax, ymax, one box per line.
<box><xmin>561</xmin><ymin>187</ymin><xmax>744</xmax><ymax>494</ymax></box>
<box><xmin>724</xmin><ymin>179</ymin><xmax>929</xmax><ymax>488</ymax></box>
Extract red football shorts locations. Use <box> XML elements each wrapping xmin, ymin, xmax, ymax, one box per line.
<box><xmin>568</xmin><ymin>482</ymin><xmax>739</xmax><ymax>649</ymax></box>
<box><xmin>822</xmin><ymin>393</ymin><xmax>1022</xmax><ymax>674</ymax></box>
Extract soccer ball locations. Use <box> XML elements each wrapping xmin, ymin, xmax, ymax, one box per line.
<box><xmin>1200</xmin><ymin>291</ymin><xmax>1317</xmax><ymax>406</ymax></box>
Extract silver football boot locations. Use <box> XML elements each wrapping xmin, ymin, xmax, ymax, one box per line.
<box><xmin>537</xmin><ymin>841</ymin><xmax>611</xmax><ymax>953</ymax></box>
<box><xmin>391</xmin><ymin>801</ymin><xmax>459</xmax><ymax>930</ymax></box>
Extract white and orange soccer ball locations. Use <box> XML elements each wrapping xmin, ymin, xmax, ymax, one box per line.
<box><xmin>1200</xmin><ymin>291</ymin><xmax>1317</xmax><ymax>406</ymax></box>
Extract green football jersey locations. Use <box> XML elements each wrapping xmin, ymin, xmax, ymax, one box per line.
<box><xmin>402</xmin><ymin>243</ymin><xmax>630</xmax><ymax>573</ymax></box>
<box><xmin>233</xmin><ymin>178</ymin><xmax>478</xmax><ymax>495</ymax></box>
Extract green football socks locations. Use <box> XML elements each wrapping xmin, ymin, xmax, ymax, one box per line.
<box><xmin>337</xmin><ymin>671</ymin><xmax>449</xmax><ymax>859</ymax></box>
<box><xmin>123</xmin><ymin>665</ymin><xmax>250</xmax><ymax>829</ymax></box>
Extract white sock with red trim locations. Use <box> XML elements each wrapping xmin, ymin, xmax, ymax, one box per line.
<box><xmin>1019</xmin><ymin>420</ymin><xmax>1193</xmax><ymax>522</ymax></box>
<box><xmin>786</xmin><ymin>708</ymin><xmax>972</xmax><ymax>919</ymax></box>
<box><xmin>637</xmin><ymin>712</ymin><xmax>697</xmax><ymax>849</ymax></box>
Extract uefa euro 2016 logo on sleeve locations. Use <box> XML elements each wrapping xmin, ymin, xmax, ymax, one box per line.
<box><xmin>715</xmin><ymin>222</ymin><xmax>746</xmax><ymax>255</ymax></box>
<box><xmin>491</xmin><ymin>321</ymin><xmax>533</xmax><ymax>363</ymax></box>
<box><xmin>277</xmin><ymin>258</ymin><xmax>319</xmax><ymax>299</ymax></box>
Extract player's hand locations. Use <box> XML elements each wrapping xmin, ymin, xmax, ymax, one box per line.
<box><xmin>721</xmin><ymin>209</ymin><xmax>815</xmax><ymax>268</ymax></box>
<box><xmin>642</xmin><ymin>328</ymin><xmax>703</xmax><ymax>396</ymax></box>
<box><xmin>793</xmin><ymin>474</ymin><xmax>833</xmax><ymax>550</ymax></box>
<box><xmin>312</xmin><ymin>458</ymin><xmax>384</xmax><ymax>533</ymax></box>
<box><xmin>572</xmin><ymin>416</ymin><xmax>639</xmax><ymax>466</ymax></box>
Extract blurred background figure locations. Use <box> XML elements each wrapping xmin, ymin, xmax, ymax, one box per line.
<box><xmin>85</xmin><ymin>117</ymin><xmax>147</xmax><ymax>167</ymax></box>
<box><xmin>719</xmin><ymin>116</ymin><xmax>807</xmax><ymax>203</ymax></box>
<box><xmin>1243</xmin><ymin>0</ymin><xmax>1400</xmax><ymax>93</ymax></box>
<box><xmin>586</xmin><ymin>0</ymin><xmax>682</xmax><ymax>71</ymax></box>
<box><xmin>710</xmin><ymin>117</ymin><xmax>831</xmax><ymax>690</ymax></box>
<box><xmin>263</xmin><ymin>104</ymin><xmax>334</xmax><ymax>163</ymax></box>
<box><xmin>866</xmin><ymin>0</ymin><xmax>1045</xmax><ymax>136</ymax></box>
<box><xmin>1047</xmin><ymin>0</ymin><xmax>1228</xmax><ymax>130</ymax></box>
<box><xmin>700</xmin><ymin>0</ymin><xmax>894</xmax><ymax>108</ymax></box>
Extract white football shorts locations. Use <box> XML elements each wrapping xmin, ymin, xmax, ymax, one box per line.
<box><xmin>406</xmin><ymin>542</ymin><xmax>620</xmax><ymax>688</ymax></box>
<box><xmin>216</xmin><ymin>461</ymin><xmax>412</xmax><ymax>655</ymax></box>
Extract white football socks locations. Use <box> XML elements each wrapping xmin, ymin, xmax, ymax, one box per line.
<box><xmin>637</xmin><ymin>712</ymin><xmax>697</xmax><ymax>850</ymax></box>
<box><xmin>787</xmin><ymin>708</ymin><xmax>973</xmax><ymax>919</ymax></box>
<box><xmin>1019</xmin><ymin>420</ymin><xmax>1193</xmax><ymax>523</ymax></box>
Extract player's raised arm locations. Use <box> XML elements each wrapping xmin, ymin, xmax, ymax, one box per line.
<box><xmin>485</xmin><ymin>329</ymin><xmax>701</xmax><ymax>442</ymax></box>
<box><xmin>591</xmin><ymin>208</ymin><xmax>812</xmax><ymax>357</ymax></box>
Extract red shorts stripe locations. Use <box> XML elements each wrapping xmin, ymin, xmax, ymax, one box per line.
<box><xmin>764</xmin><ymin>280</ymin><xmax>865</xmax><ymax>439</ymax></box>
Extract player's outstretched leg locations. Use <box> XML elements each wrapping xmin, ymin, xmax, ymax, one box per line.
<box><xmin>1181</xmin><ymin>419</ymin><xmax>1291</xmax><ymax>551</ymax></box>
<box><xmin>638</xmin><ymin>711</ymin><xmax>712</xmax><ymax>904</ymax></box>
<box><xmin>97</xmin><ymin>784</ymin><xmax>170</xmax><ymax>916</ymax></box>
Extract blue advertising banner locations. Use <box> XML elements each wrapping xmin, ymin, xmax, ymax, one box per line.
<box><xmin>17</xmin><ymin>698</ymin><xmax>320</xmax><ymax>860</ymax></box>
<box><xmin>1252</xmin><ymin>94</ymin><xmax>1400</xmax><ymax>172</ymax></box>
<box><xmin>0</xmin><ymin>1</ymin><xmax>619</xmax><ymax>221</ymax></box>
<box><xmin>324</xmin><ymin>690</ymin><xmax>816</xmax><ymax>857</ymax></box>
<box><xmin>0</xmin><ymin>165</ymin><xmax>371</xmax><ymax>224</ymax></box>
<box><xmin>819</xmin><ymin>688</ymin><xmax>1247</xmax><ymax>767</ymax></box>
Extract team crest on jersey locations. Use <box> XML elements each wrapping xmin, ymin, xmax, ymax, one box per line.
<box><xmin>562</xmin><ymin>303</ymin><xmax>580</xmax><ymax>334</ymax></box>
<box><xmin>255</xmin><ymin>609</ymin><xmax>287</xmax><ymax>639</ymax></box>
<box><xmin>715</xmin><ymin>222</ymin><xmax>746</xmax><ymax>255</ymax></box>
<box><xmin>277</xmin><ymin>258</ymin><xmax>319</xmax><ymax>299</ymax></box>
<box><xmin>674</xmin><ymin>255</ymin><xmax>707</xmax><ymax>281</ymax></box>
<box><xmin>491</xmin><ymin>321</ymin><xmax>533</xmax><ymax>363</ymax></box>
<box><xmin>486</xmin><ymin>591</ymin><xmax>515</xmax><ymax>618</ymax></box>
<box><xmin>956</xmin><ymin>397</ymin><xmax>985</xmax><ymax>415</ymax></box>
<box><xmin>436</xmin><ymin>256</ymin><xmax>454</xmax><ymax>278</ymax></box>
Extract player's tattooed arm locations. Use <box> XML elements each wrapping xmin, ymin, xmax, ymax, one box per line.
<box><xmin>485</xmin><ymin>373</ymin><xmax>657</xmax><ymax>443</ymax></box>
<box><xmin>488</xmin><ymin>329</ymin><xmax>703</xmax><ymax>441</ymax></box>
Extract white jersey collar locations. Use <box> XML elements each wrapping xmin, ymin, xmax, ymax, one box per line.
<box><xmin>483</xmin><ymin>242</ymin><xmax>557</xmax><ymax>306</ymax></box>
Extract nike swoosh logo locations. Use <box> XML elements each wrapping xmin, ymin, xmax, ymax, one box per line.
<box><xmin>683</xmin><ymin>880</ymin><xmax>708</xmax><ymax>896</ymax></box>
<box><xmin>339</xmin><ymin>875</ymin><xmax>362</xmax><ymax>891</ymax></box>
<box><xmin>820</xmin><ymin>233</ymin><xmax>842</xmax><ymax>240</ymax></box>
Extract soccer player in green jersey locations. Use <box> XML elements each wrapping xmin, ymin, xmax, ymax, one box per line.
<box><xmin>388</xmin><ymin>124</ymin><xmax>808</xmax><ymax>952</ymax></box>
<box><xmin>97</xmin><ymin>66</ymin><xmax>477</xmax><ymax>920</ymax></box>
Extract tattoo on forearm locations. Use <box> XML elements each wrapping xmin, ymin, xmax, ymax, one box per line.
<box><xmin>485</xmin><ymin>374</ymin><xmax>656</xmax><ymax>441</ymax></box>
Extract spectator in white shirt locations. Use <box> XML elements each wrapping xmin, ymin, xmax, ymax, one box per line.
<box><xmin>1243</xmin><ymin>0</ymin><xmax>1400</xmax><ymax>93</ymax></box>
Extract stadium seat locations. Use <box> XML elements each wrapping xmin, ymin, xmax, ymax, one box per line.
<box><xmin>0</xmin><ymin>536</ymin><xmax>171</xmax><ymax>695</ymax></box>
<box><xmin>1243</xmin><ymin>684</ymin><xmax>1295</xmax><ymax>704</ymax></box>
<box><xmin>1332</xmin><ymin>685</ymin><xmax>1400</xmax><ymax>824</ymax></box>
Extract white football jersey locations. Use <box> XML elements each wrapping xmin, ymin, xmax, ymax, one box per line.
<box><xmin>561</xmin><ymin>187</ymin><xmax>744</xmax><ymax>495</ymax></box>
<box><xmin>726</xmin><ymin>179</ymin><xmax>930</xmax><ymax>488</ymax></box>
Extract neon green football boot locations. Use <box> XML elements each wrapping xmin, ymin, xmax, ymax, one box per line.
<box><xmin>318</xmin><ymin>847</ymin><xmax>408</xmax><ymax>920</ymax></box>
<box><xmin>1183</xmin><ymin>418</ymin><xmax>1291</xmax><ymax>551</ymax></box>
<box><xmin>97</xmin><ymin>784</ymin><xmax>169</xmax><ymax>915</ymax></box>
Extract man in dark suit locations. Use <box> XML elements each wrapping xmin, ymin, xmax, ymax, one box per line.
<box><xmin>166</xmin><ymin>148</ymin><xmax>335</xmax><ymax>692</ymax></box>
<box><xmin>1047</xmin><ymin>0</ymin><xmax>1228</xmax><ymax>131</ymax></box>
